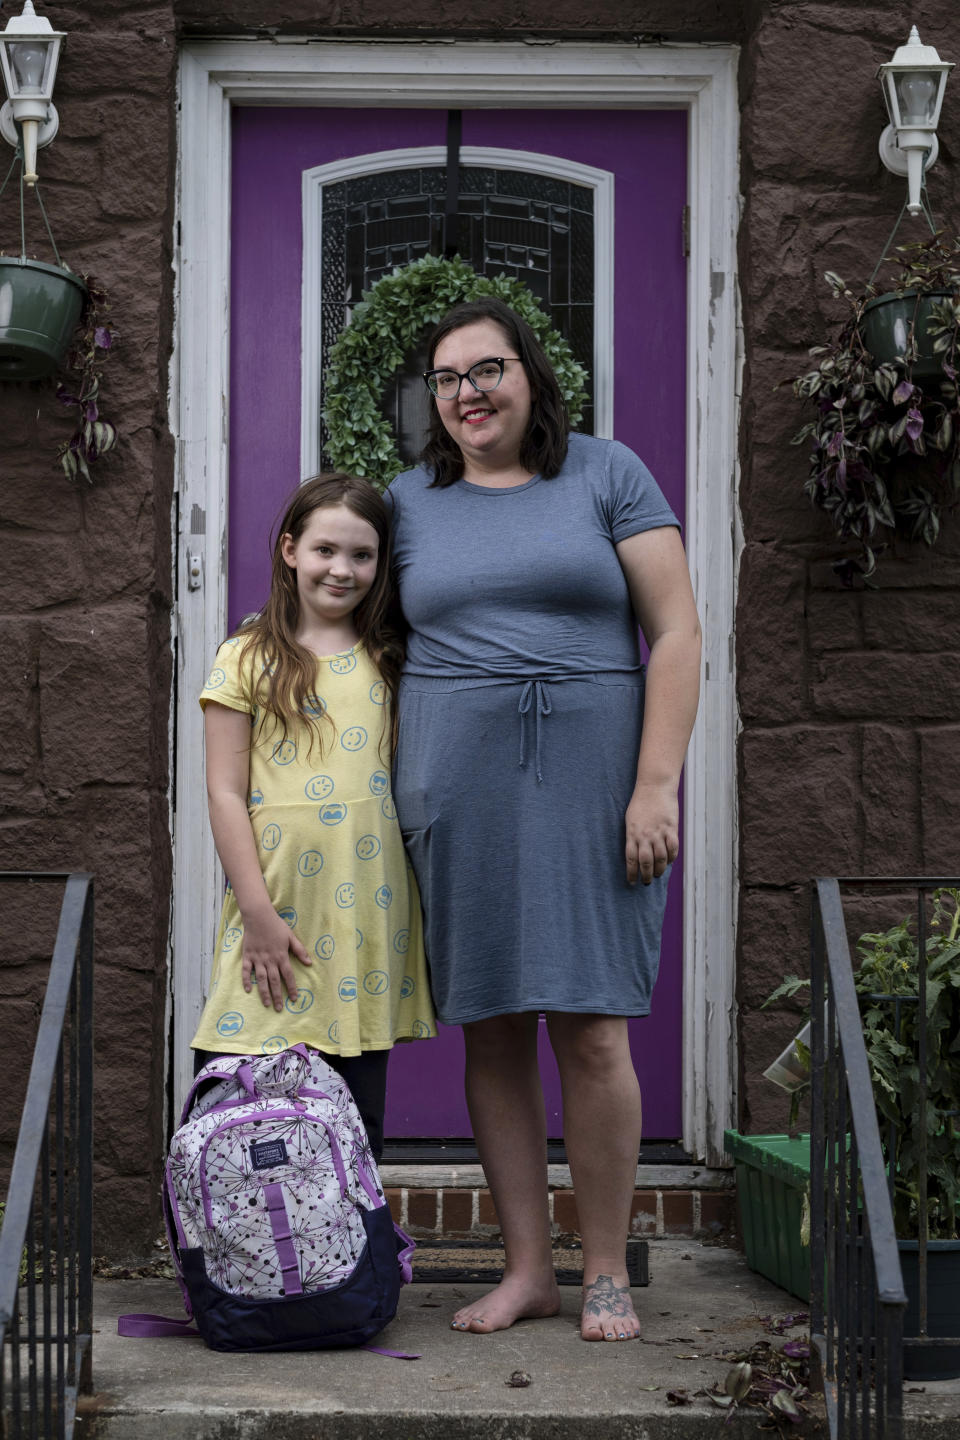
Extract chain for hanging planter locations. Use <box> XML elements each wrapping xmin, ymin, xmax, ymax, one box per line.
<box><xmin>322</xmin><ymin>254</ymin><xmax>589</xmax><ymax>492</ymax></box>
<box><xmin>0</xmin><ymin>133</ymin><xmax>117</xmax><ymax>480</ymax></box>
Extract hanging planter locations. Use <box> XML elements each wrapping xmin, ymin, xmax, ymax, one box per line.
<box><xmin>0</xmin><ymin>254</ymin><xmax>86</xmax><ymax>379</ymax></box>
<box><xmin>859</xmin><ymin>288</ymin><xmax>952</xmax><ymax>380</ymax></box>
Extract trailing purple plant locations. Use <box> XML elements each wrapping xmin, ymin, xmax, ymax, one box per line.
<box><xmin>56</xmin><ymin>275</ymin><xmax>118</xmax><ymax>483</ymax></box>
<box><xmin>789</xmin><ymin>234</ymin><xmax>960</xmax><ymax>585</ymax></box>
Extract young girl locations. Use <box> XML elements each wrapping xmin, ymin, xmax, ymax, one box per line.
<box><xmin>191</xmin><ymin>473</ymin><xmax>436</xmax><ymax>1161</ymax></box>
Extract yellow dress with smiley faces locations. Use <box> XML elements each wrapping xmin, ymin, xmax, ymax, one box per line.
<box><xmin>190</xmin><ymin>635</ymin><xmax>436</xmax><ymax>1058</ymax></box>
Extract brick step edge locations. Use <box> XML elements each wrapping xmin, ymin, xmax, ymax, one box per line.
<box><xmin>384</xmin><ymin>1185</ymin><xmax>733</xmax><ymax>1241</ymax></box>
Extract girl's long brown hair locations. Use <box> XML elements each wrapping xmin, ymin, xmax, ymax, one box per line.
<box><xmin>236</xmin><ymin>473</ymin><xmax>404</xmax><ymax>758</ymax></box>
<box><xmin>421</xmin><ymin>296</ymin><xmax>570</xmax><ymax>488</ymax></box>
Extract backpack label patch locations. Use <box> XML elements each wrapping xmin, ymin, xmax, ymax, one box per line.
<box><xmin>250</xmin><ymin>1138</ymin><xmax>289</xmax><ymax>1171</ymax></box>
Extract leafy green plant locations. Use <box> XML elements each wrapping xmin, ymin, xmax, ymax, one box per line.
<box><xmin>765</xmin><ymin>888</ymin><xmax>960</xmax><ymax>1239</ymax></box>
<box><xmin>789</xmin><ymin>235</ymin><xmax>960</xmax><ymax>586</ymax></box>
<box><xmin>322</xmin><ymin>253</ymin><xmax>589</xmax><ymax>491</ymax></box>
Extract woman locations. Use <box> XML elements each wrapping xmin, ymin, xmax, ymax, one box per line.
<box><xmin>388</xmin><ymin>297</ymin><xmax>701</xmax><ymax>1342</ymax></box>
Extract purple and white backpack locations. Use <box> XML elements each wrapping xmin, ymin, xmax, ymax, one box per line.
<box><xmin>120</xmin><ymin>1045</ymin><xmax>414</xmax><ymax>1352</ymax></box>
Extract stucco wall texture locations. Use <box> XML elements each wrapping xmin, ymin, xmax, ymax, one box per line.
<box><xmin>0</xmin><ymin>2</ymin><xmax>958</xmax><ymax>1257</ymax></box>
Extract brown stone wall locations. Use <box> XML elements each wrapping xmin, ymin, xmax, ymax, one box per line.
<box><xmin>736</xmin><ymin>1</ymin><xmax>960</xmax><ymax>1133</ymax></box>
<box><xmin>0</xmin><ymin>2</ymin><xmax>178</xmax><ymax>1258</ymax></box>
<box><xmin>3</xmin><ymin>0</ymin><xmax>959</xmax><ymax>1255</ymax></box>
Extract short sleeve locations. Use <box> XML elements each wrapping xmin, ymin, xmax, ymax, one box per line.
<box><xmin>199</xmin><ymin>636</ymin><xmax>255</xmax><ymax>715</ymax></box>
<box><xmin>603</xmin><ymin>440</ymin><xmax>679</xmax><ymax>543</ymax></box>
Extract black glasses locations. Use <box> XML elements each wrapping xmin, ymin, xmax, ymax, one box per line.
<box><xmin>422</xmin><ymin>356</ymin><xmax>521</xmax><ymax>400</ymax></box>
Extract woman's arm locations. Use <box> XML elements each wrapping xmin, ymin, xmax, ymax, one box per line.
<box><xmin>614</xmin><ymin>527</ymin><xmax>702</xmax><ymax>886</ymax></box>
<box><xmin>204</xmin><ymin>701</ymin><xmax>311</xmax><ymax>1010</ymax></box>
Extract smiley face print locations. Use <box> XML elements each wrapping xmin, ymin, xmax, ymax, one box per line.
<box><xmin>340</xmin><ymin>727</ymin><xmax>367</xmax><ymax>752</ymax></box>
<box><xmin>369</xmin><ymin>681</ymin><xmax>386</xmax><ymax>705</ymax></box>
<box><xmin>393</xmin><ymin>929</ymin><xmax>410</xmax><ymax>955</ymax></box>
<box><xmin>319</xmin><ymin>802</ymin><xmax>348</xmax><ymax>826</ymax></box>
<box><xmin>216</xmin><ymin>1011</ymin><xmax>245</xmax><ymax>1037</ymax></box>
<box><xmin>380</xmin><ymin>796</ymin><xmax>397</xmax><ymax>820</ymax></box>
<box><xmin>375</xmin><ymin>885</ymin><xmax>392</xmax><ymax>910</ymax></box>
<box><xmin>205</xmin><ymin>666</ymin><xmax>226</xmax><ymax>689</ymax></box>
<box><xmin>260</xmin><ymin>823</ymin><xmax>281</xmax><ymax>851</ymax></box>
<box><xmin>261</xmin><ymin>1035</ymin><xmax>288</xmax><ymax>1053</ymax></box>
<box><xmin>329</xmin><ymin>651</ymin><xmax>358</xmax><ymax>675</ymax></box>
<box><xmin>400</xmin><ymin>975</ymin><xmax>416</xmax><ymax>999</ymax></box>
<box><xmin>277</xmin><ymin>907</ymin><xmax>298</xmax><ymax>928</ymax></box>
<box><xmin>368</xmin><ymin>770</ymin><xmax>389</xmax><ymax>796</ymax></box>
<box><xmin>271</xmin><ymin>739</ymin><xmax>297</xmax><ymax>766</ymax></box>
<box><xmin>363</xmin><ymin>970</ymin><xmax>390</xmax><ymax>996</ymax></box>
<box><xmin>222</xmin><ymin>926</ymin><xmax>242</xmax><ymax>951</ymax></box>
<box><xmin>297</xmin><ymin>850</ymin><xmax>324</xmax><ymax>878</ymax></box>
<box><xmin>355</xmin><ymin>834</ymin><xmax>381</xmax><ymax>861</ymax></box>
<box><xmin>284</xmin><ymin>989</ymin><xmax>314</xmax><ymax>1014</ymax></box>
<box><xmin>304</xmin><ymin>774</ymin><xmax>335</xmax><ymax>801</ymax></box>
<box><xmin>335</xmin><ymin>883</ymin><xmax>356</xmax><ymax>908</ymax></box>
<box><xmin>338</xmin><ymin>976</ymin><xmax>358</xmax><ymax>1002</ymax></box>
<box><xmin>315</xmin><ymin>934</ymin><xmax>335</xmax><ymax>961</ymax></box>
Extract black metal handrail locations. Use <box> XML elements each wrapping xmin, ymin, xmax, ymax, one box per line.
<box><xmin>810</xmin><ymin>876</ymin><xmax>960</xmax><ymax>1440</ymax></box>
<box><xmin>0</xmin><ymin>873</ymin><xmax>94</xmax><ymax>1440</ymax></box>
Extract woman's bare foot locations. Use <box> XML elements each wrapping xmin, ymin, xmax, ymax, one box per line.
<box><xmin>580</xmin><ymin>1273</ymin><xmax>641</xmax><ymax>1341</ymax></box>
<box><xmin>451</xmin><ymin>1273</ymin><xmax>561</xmax><ymax>1333</ymax></box>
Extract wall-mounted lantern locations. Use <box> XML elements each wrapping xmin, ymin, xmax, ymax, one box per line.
<box><xmin>878</xmin><ymin>26</ymin><xmax>953</xmax><ymax>217</ymax></box>
<box><xmin>0</xmin><ymin>1</ymin><xmax>64</xmax><ymax>188</ymax></box>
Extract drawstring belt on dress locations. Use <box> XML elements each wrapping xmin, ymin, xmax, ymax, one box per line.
<box><xmin>517</xmin><ymin>679</ymin><xmax>553</xmax><ymax>784</ymax></box>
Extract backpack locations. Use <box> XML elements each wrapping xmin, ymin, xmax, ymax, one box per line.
<box><xmin>120</xmin><ymin>1045</ymin><xmax>415</xmax><ymax>1353</ymax></box>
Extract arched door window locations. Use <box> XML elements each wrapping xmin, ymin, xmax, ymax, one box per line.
<box><xmin>302</xmin><ymin>147</ymin><xmax>612</xmax><ymax>475</ymax></box>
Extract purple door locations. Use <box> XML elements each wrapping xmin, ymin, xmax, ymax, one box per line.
<box><xmin>229</xmin><ymin>105</ymin><xmax>687</xmax><ymax>1139</ymax></box>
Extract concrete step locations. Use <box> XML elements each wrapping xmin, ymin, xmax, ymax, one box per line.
<box><xmin>78</xmin><ymin>1240</ymin><xmax>957</xmax><ymax>1439</ymax></box>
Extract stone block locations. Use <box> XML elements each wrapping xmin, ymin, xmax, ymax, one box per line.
<box><xmin>0</xmin><ymin>815</ymin><xmax>87</xmax><ymax>872</ymax></box>
<box><xmin>921</xmin><ymin>729</ymin><xmax>960</xmax><ymax>873</ymax></box>
<box><xmin>804</xmin><ymin>590</ymin><xmax>863</xmax><ymax>653</ymax></box>
<box><xmin>862</xmin><ymin>590</ymin><xmax>960</xmax><ymax>652</ymax></box>
<box><xmin>736</xmin><ymin>886</ymin><xmax>808</xmax><ymax>1011</ymax></box>
<box><xmin>0</xmin><ymin>621</ymin><xmax>38</xmax><ymax>777</ymax></box>
<box><xmin>92</xmin><ymin>1174</ymin><xmax>161</xmax><ymax>1264</ymax></box>
<box><xmin>39</xmin><ymin>604</ymin><xmax>154</xmax><ymax>791</ymax></box>
<box><xmin>0</xmin><ymin>458</ymin><xmax>85</xmax><ymax>533</ymax></box>
<box><xmin>861</xmin><ymin>726</ymin><xmax>921</xmax><ymax>873</ymax></box>
<box><xmin>736</xmin><ymin>544</ymin><xmax>805</xmax><ymax>723</ymax></box>
<box><xmin>740</xmin><ymin>726</ymin><xmax>860</xmax><ymax>885</ymax></box>
<box><xmin>743</xmin><ymin>18</ymin><xmax>881</xmax><ymax>185</ymax></box>
<box><xmin>812</xmin><ymin>653</ymin><xmax>960</xmax><ymax>721</ymax></box>
<box><xmin>0</xmin><ymin>536</ymin><xmax>84</xmax><ymax>612</ymax></box>
<box><xmin>738</xmin><ymin>350</ymin><xmax>829</xmax><ymax>547</ymax></box>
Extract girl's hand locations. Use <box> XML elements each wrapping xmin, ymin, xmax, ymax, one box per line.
<box><xmin>625</xmin><ymin>781</ymin><xmax>679</xmax><ymax>886</ymax></box>
<box><xmin>239</xmin><ymin>904</ymin><xmax>312</xmax><ymax>1011</ymax></box>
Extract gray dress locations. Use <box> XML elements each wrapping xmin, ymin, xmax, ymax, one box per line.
<box><xmin>388</xmin><ymin>432</ymin><xmax>678</xmax><ymax>1027</ymax></box>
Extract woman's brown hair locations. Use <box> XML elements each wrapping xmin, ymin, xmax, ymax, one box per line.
<box><xmin>420</xmin><ymin>296</ymin><xmax>570</xmax><ymax>488</ymax></box>
<box><xmin>236</xmin><ymin>473</ymin><xmax>404</xmax><ymax>758</ymax></box>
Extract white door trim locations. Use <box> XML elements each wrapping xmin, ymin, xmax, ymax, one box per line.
<box><xmin>301</xmin><ymin>144</ymin><xmax>615</xmax><ymax>477</ymax></box>
<box><xmin>172</xmin><ymin>39</ymin><xmax>741</xmax><ymax>1164</ymax></box>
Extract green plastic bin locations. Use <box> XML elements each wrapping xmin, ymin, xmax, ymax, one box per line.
<box><xmin>724</xmin><ymin>1131</ymin><xmax>811</xmax><ymax>1301</ymax></box>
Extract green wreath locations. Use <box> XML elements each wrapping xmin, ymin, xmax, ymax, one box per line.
<box><xmin>322</xmin><ymin>254</ymin><xmax>589</xmax><ymax>491</ymax></box>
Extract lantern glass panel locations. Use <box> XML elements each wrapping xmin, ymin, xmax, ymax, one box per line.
<box><xmin>894</xmin><ymin>69</ymin><xmax>940</xmax><ymax>127</ymax></box>
<box><xmin>8</xmin><ymin>40</ymin><xmax>50</xmax><ymax>94</ymax></box>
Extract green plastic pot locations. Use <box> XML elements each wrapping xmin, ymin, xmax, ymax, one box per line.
<box><xmin>0</xmin><ymin>257</ymin><xmax>87</xmax><ymax>381</ymax></box>
<box><xmin>860</xmin><ymin>289</ymin><xmax>951</xmax><ymax>381</ymax></box>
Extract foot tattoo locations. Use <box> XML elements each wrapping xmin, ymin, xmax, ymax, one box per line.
<box><xmin>581</xmin><ymin>1273</ymin><xmax>640</xmax><ymax>1342</ymax></box>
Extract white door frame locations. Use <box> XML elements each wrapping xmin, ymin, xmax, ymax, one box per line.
<box><xmin>171</xmin><ymin>38</ymin><xmax>741</xmax><ymax>1165</ymax></box>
